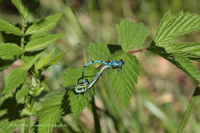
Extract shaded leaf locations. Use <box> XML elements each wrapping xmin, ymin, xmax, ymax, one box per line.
<box><xmin>174</xmin><ymin>53</ymin><xmax>200</xmax><ymax>82</ymax></box>
<box><xmin>0</xmin><ymin>58</ymin><xmax>16</xmax><ymax>71</ymax></box>
<box><xmin>150</xmin><ymin>46</ymin><xmax>200</xmax><ymax>82</ymax></box>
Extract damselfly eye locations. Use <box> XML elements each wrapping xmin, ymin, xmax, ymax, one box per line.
<box><xmin>120</xmin><ymin>59</ymin><xmax>124</xmax><ymax>66</ymax></box>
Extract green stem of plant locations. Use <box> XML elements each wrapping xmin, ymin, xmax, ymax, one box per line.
<box><xmin>24</xmin><ymin>117</ymin><xmax>30</xmax><ymax>133</ymax></box>
<box><xmin>177</xmin><ymin>85</ymin><xmax>200</xmax><ymax>133</ymax></box>
<box><xmin>91</xmin><ymin>96</ymin><xmax>101</xmax><ymax>133</ymax></box>
<box><xmin>21</xmin><ymin>20</ymin><xmax>26</xmax><ymax>68</ymax></box>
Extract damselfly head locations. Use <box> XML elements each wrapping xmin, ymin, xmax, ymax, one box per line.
<box><xmin>119</xmin><ymin>59</ymin><xmax>124</xmax><ymax>66</ymax></box>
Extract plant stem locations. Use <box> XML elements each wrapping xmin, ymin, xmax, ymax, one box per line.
<box><xmin>24</xmin><ymin>117</ymin><xmax>30</xmax><ymax>133</ymax></box>
<box><xmin>21</xmin><ymin>20</ymin><xmax>26</xmax><ymax>68</ymax></box>
<box><xmin>126</xmin><ymin>48</ymin><xmax>149</xmax><ymax>54</ymax></box>
<box><xmin>91</xmin><ymin>96</ymin><xmax>101</xmax><ymax>133</ymax></box>
<box><xmin>177</xmin><ymin>85</ymin><xmax>200</xmax><ymax>133</ymax></box>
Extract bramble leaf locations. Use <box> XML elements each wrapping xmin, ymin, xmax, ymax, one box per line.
<box><xmin>166</xmin><ymin>42</ymin><xmax>200</xmax><ymax>56</ymax></box>
<box><xmin>0</xmin><ymin>43</ymin><xmax>23</xmax><ymax>58</ymax></box>
<box><xmin>150</xmin><ymin>46</ymin><xmax>200</xmax><ymax>82</ymax></box>
<box><xmin>107</xmin><ymin>51</ymin><xmax>140</xmax><ymax>107</ymax></box>
<box><xmin>37</xmin><ymin>91</ymin><xmax>66</xmax><ymax>133</ymax></box>
<box><xmin>12</xmin><ymin>0</ymin><xmax>40</xmax><ymax>20</ymax></box>
<box><xmin>0</xmin><ymin>19</ymin><xmax>22</xmax><ymax>36</ymax></box>
<box><xmin>154</xmin><ymin>11</ymin><xmax>200</xmax><ymax>48</ymax></box>
<box><xmin>88</xmin><ymin>42</ymin><xmax>111</xmax><ymax>61</ymax></box>
<box><xmin>25</xmin><ymin>34</ymin><xmax>64</xmax><ymax>51</ymax></box>
<box><xmin>174</xmin><ymin>53</ymin><xmax>200</xmax><ymax>82</ymax></box>
<box><xmin>2</xmin><ymin>68</ymin><xmax>27</xmax><ymax>94</ymax></box>
<box><xmin>117</xmin><ymin>19</ymin><xmax>149</xmax><ymax>52</ymax></box>
<box><xmin>26</xmin><ymin>13</ymin><xmax>63</xmax><ymax>35</ymax></box>
<box><xmin>62</xmin><ymin>67</ymin><xmax>97</xmax><ymax>119</ymax></box>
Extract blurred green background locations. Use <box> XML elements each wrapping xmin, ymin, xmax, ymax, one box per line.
<box><xmin>0</xmin><ymin>0</ymin><xmax>200</xmax><ymax>133</ymax></box>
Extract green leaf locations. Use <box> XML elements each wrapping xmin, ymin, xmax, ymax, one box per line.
<box><xmin>166</xmin><ymin>42</ymin><xmax>200</xmax><ymax>56</ymax></box>
<box><xmin>25</xmin><ymin>34</ymin><xmax>64</xmax><ymax>51</ymax></box>
<box><xmin>117</xmin><ymin>19</ymin><xmax>149</xmax><ymax>52</ymax></box>
<box><xmin>0</xmin><ymin>43</ymin><xmax>23</xmax><ymax>58</ymax></box>
<box><xmin>36</xmin><ymin>91</ymin><xmax>66</xmax><ymax>133</ymax></box>
<box><xmin>23</xmin><ymin>50</ymin><xmax>44</xmax><ymax>70</ymax></box>
<box><xmin>38</xmin><ymin>105</ymin><xmax>62</xmax><ymax>133</ymax></box>
<box><xmin>174</xmin><ymin>53</ymin><xmax>200</xmax><ymax>82</ymax></box>
<box><xmin>36</xmin><ymin>50</ymin><xmax>67</xmax><ymax>71</ymax></box>
<box><xmin>2</xmin><ymin>68</ymin><xmax>27</xmax><ymax>94</ymax></box>
<box><xmin>154</xmin><ymin>11</ymin><xmax>200</xmax><ymax>48</ymax></box>
<box><xmin>0</xmin><ymin>109</ymin><xmax>7</xmax><ymax>117</ymax></box>
<box><xmin>62</xmin><ymin>67</ymin><xmax>97</xmax><ymax>119</ymax></box>
<box><xmin>45</xmin><ymin>51</ymin><xmax>68</xmax><ymax>66</ymax></box>
<box><xmin>88</xmin><ymin>42</ymin><xmax>111</xmax><ymax>61</ymax></box>
<box><xmin>16</xmin><ymin>85</ymin><xmax>29</xmax><ymax>104</ymax></box>
<box><xmin>0</xmin><ymin>119</ymin><xmax>25</xmax><ymax>133</ymax></box>
<box><xmin>107</xmin><ymin>51</ymin><xmax>140</xmax><ymax>107</ymax></box>
<box><xmin>150</xmin><ymin>46</ymin><xmax>200</xmax><ymax>82</ymax></box>
<box><xmin>0</xmin><ymin>19</ymin><xmax>22</xmax><ymax>36</ymax></box>
<box><xmin>26</xmin><ymin>13</ymin><xmax>63</xmax><ymax>35</ymax></box>
<box><xmin>12</xmin><ymin>0</ymin><xmax>40</xmax><ymax>20</ymax></box>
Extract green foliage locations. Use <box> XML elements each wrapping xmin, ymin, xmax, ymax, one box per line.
<box><xmin>154</xmin><ymin>11</ymin><xmax>200</xmax><ymax>49</ymax></box>
<box><xmin>12</xmin><ymin>0</ymin><xmax>40</xmax><ymax>20</ymax></box>
<box><xmin>174</xmin><ymin>53</ymin><xmax>200</xmax><ymax>82</ymax></box>
<box><xmin>116</xmin><ymin>19</ymin><xmax>149</xmax><ymax>52</ymax></box>
<box><xmin>23</xmin><ymin>50</ymin><xmax>44</xmax><ymax>70</ymax></box>
<box><xmin>35</xmin><ymin>49</ymin><xmax>68</xmax><ymax>75</ymax></box>
<box><xmin>0</xmin><ymin>119</ymin><xmax>25</xmax><ymax>133</ymax></box>
<box><xmin>167</xmin><ymin>42</ymin><xmax>200</xmax><ymax>56</ymax></box>
<box><xmin>2</xmin><ymin>68</ymin><xmax>27</xmax><ymax>94</ymax></box>
<box><xmin>16</xmin><ymin>85</ymin><xmax>29</xmax><ymax>104</ymax></box>
<box><xmin>0</xmin><ymin>57</ymin><xmax>17</xmax><ymax>71</ymax></box>
<box><xmin>26</xmin><ymin>13</ymin><xmax>63</xmax><ymax>35</ymax></box>
<box><xmin>152</xmin><ymin>11</ymin><xmax>200</xmax><ymax>84</ymax></box>
<box><xmin>36</xmin><ymin>91</ymin><xmax>66</xmax><ymax>133</ymax></box>
<box><xmin>0</xmin><ymin>43</ymin><xmax>23</xmax><ymax>58</ymax></box>
<box><xmin>88</xmin><ymin>42</ymin><xmax>111</xmax><ymax>60</ymax></box>
<box><xmin>25</xmin><ymin>34</ymin><xmax>64</xmax><ymax>51</ymax></box>
<box><xmin>0</xmin><ymin>109</ymin><xmax>7</xmax><ymax>117</ymax></box>
<box><xmin>0</xmin><ymin>19</ymin><xmax>23</xmax><ymax>36</ymax></box>
<box><xmin>108</xmin><ymin>51</ymin><xmax>139</xmax><ymax>107</ymax></box>
<box><xmin>62</xmin><ymin>67</ymin><xmax>97</xmax><ymax>119</ymax></box>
